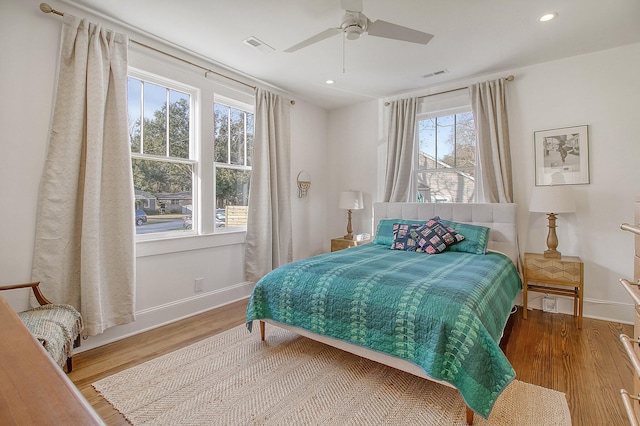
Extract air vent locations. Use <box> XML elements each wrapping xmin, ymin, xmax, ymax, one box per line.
<box><xmin>242</xmin><ymin>36</ymin><xmax>275</xmax><ymax>54</ymax></box>
<box><xmin>422</xmin><ymin>69</ymin><xmax>448</xmax><ymax>78</ymax></box>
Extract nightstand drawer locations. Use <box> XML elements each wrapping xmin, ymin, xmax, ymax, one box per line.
<box><xmin>524</xmin><ymin>255</ymin><xmax>582</xmax><ymax>285</ymax></box>
<box><xmin>331</xmin><ymin>237</ymin><xmax>369</xmax><ymax>252</ymax></box>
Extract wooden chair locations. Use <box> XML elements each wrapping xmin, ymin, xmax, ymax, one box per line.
<box><xmin>0</xmin><ymin>282</ymin><xmax>83</xmax><ymax>372</ymax></box>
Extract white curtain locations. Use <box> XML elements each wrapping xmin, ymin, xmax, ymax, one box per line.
<box><xmin>383</xmin><ymin>97</ymin><xmax>418</xmax><ymax>202</ymax></box>
<box><xmin>470</xmin><ymin>78</ymin><xmax>514</xmax><ymax>203</ymax></box>
<box><xmin>31</xmin><ymin>15</ymin><xmax>135</xmax><ymax>336</ymax></box>
<box><xmin>245</xmin><ymin>88</ymin><xmax>292</xmax><ymax>283</ymax></box>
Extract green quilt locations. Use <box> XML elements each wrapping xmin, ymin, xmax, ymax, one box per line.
<box><xmin>246</xmin><ymin>243</ymin><xmax>521</xmax><ymax>418</ymax></box>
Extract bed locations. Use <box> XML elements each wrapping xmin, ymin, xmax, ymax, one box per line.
<box><xmin>246</xmin><ymin>202</ymin><xmax>522</xmax><ymax>424</ymax></box>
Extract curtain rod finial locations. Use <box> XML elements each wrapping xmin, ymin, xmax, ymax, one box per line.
<box><xmin>506</xmin><ymin>75</ymin><xmax>514</xmax><ymax>81</ymax></box>
<box><xmin>40</xmin><ymin>3</ymin><xmax>63</xmax><ymax>16</ymax></box>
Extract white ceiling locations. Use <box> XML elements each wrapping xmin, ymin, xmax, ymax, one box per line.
<box><xmin>66</xmin><ymin>0</ymin><xmax>640</xmax><ymax>110</ymax></box>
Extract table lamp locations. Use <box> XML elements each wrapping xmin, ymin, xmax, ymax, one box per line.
<box><xmin>339</xmin><ymin>191</ymin><xmax>363</xmax><ymax>240</ymax></box>
<box><xmin>529</xmin><ymin>185</ymin><xmax>576</xmax><ymax>258</ymax></box>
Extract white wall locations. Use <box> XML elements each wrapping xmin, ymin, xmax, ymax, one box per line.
<box><xmin>326</xmin><ymin>101</ymin><xmax>382</xmax><ymax>245</ymax></box>
<box><xmin>0</xmin><ymin>1</ymin><xmax>329</xmax><ymax>350</ymax></box>
<box><xmin>327</xmin><ymin>43</ymin><xmax>640</xmax><ymax>324</ymax></box>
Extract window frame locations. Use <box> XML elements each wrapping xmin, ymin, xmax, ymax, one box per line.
<box><xmin>128</xmin><ymin>68</ymin><xmax>200</xmax><ymax>241</ymax></box>
<box><xmin>414</xmin><ymin>106</ymin><xmax>477</xmax><ymax>203</ymax></box>
<box><xmin>213</xmin><ymin>95</ymin><xmax>254</xmax><ymax>233</ymax></box>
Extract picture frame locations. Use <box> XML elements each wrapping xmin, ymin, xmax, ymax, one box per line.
<box><xmin>534</xmin><ymin>125</ymin><xmax>589</xmax><ymax>186</ymax></box>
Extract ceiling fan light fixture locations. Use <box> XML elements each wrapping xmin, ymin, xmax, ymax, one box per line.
<box><xmin>345</xmin><ymin>25</ymin><xmax>364</xmax><ymax>40</ymax></box>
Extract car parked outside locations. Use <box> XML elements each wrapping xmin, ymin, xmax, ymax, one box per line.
<box><xmin>135</xmin><ymin>209</ymin><xmax>147</xmax><ymax>226</ymax></box>
<box><xmin>215</xmin><ymin>209</ymin><xmax>226</xmax><ymax>228</ymax></box>
<box><xmin>183</xmin><ymin>215</ymin><xmax>192</xmax><ymax>230</ymax></box>
<box><xmin>182</xmin><ymin>209</ymin><xmax>226</xmax><ymax>230</ymax></box>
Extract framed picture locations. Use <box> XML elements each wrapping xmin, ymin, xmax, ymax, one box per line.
<box><xmin>534</xmin><ymin>125</ymin><xmax>589</xmax><ymax>186</ymax></box>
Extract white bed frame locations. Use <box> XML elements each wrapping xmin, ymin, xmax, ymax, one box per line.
<box><xmin>260</xmin><ymin>202</ymin><xmax>519</xmax><ymax>425</ymax></box>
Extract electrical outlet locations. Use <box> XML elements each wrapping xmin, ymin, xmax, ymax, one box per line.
<box><xmin>194</xmin><ymin>278</ymin><xmax>203</xmax><ymax>293</ymax></box>
<box><xmin>542</xmin><ymin>296</ymin><xmax>557</xmax><ymax>313</ymax></box>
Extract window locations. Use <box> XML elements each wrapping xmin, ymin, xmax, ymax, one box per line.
<box><xmin>128</xmin><ymin>74</ymin><xmax>196</xmax><ymax>236</ymax></box>
<box><xmin>415</xmin><ymin>110</ymin><xmax>476</xmax><ymax>202</ymax></box>
<box><xmin>214</xmin><ymin>100</ymin><xmax>254</xmax><ymax>230</ymax></box>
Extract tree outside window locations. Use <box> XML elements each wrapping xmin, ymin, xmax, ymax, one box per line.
<box><xmin>416</xmin><ymin>111</ymin><xmax>476</xmax><ymax>202</ymax></box>
<box><xmin>214</xmin><ymin>102</ymin><xmax>253</xmax><ymax>229</ymax></box>
<box><xmin>128</xmin><ymin>76</ymin><xmax>195</xmax><ymax>235</ymax></box>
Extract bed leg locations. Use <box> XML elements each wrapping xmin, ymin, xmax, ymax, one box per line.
<box><xmin>259</xmin><ymin>321</ymin><xmax>265</xmax><ymax>341</ymax></box>
<box><xmin>466</xmin><ymin>406</ymin><xmax>474</xmax><ymax>425</ymax></box>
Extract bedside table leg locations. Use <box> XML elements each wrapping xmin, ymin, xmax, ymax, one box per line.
<box><xmin>522</xmin><ymin>279</ymin><xmax>528</xmax><ymax>319</ymax></box>
<box><xmin>578</xmin><ymin>287</ymin><xmax>583</xmax><ymax>329</ymax></box>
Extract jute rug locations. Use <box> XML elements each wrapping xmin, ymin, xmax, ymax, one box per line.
<box><xmin>93</xmin><ymin>324</ymin><xmax>571</xmax><ymax>425</ymax></box>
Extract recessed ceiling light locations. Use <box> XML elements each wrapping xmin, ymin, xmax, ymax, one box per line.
<box><xmin>326</xmin><ymin>80</ymin><xmax>335</xmax><ymax>85</ymax></box>
<box><xmin>539</xmin><ymin>13</ymin><xmax>557</xmax><ymax>22</ymax></box>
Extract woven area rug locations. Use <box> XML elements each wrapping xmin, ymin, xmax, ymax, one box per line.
<box><xmin>93</xmin><ymin>324</ymin><xmax>571</xmax><ymax>425</ymax></box>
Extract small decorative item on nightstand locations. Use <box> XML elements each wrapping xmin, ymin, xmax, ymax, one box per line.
<box><xmin>522</xmin><ymin>252</ymin><xmax>584</xmax><ymax>328</ymax></box>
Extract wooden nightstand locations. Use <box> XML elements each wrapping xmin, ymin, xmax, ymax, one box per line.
<box><xmin>331</xmin><ymin>237</ymin><xmax>369</xmax><ymax>252</ymax></box>
<box><xmin>523</xmin><ymin>252</ymin><xmax>584</xmax><ymax>328</ymax></box>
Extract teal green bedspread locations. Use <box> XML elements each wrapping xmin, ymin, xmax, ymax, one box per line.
<box><xmin>246</xmin><ymin>243</ymin><xmax>521</xmax><ymax>418</ymax></box>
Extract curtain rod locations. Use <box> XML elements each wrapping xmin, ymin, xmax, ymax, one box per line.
<box><xmin>384</xmin><ymin>75</ymin><xmax>514</xmax><ymax>106</ymax></box>
<box><xmin>39</xmin><ymin>3</ymin><xmax>296</xmax><ymax>105</ymax></box>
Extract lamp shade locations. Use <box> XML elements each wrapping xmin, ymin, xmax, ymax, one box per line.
<box><xmin>529</xmin><ymin>186</ymin><xmax>576</xmax><ymax>213</ymax></box>
<box><xmin>339</xmin><ymin>191</ymin><xmax>364</xmax><ymax>210</ymax></box>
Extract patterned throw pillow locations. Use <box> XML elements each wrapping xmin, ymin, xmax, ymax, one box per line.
<box><xmin>408</xmin><ymin>225</ymin><xmax>448</xmax><ymax>254</ymax></box>
<box><xmin>390</xmin><ymin>223</ymin><xmax>423</xmax><ymax>251</ymax></box>
<box><xmin>422</xmin><ymin>217</ymin><xmax>465</xmax><ymax>246</ymax></box>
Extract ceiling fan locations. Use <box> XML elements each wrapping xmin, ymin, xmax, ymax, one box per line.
<box><xmin>284</xmin><ymin>0</ymin><xmax>434</xmax><ymax>53</ymax></box>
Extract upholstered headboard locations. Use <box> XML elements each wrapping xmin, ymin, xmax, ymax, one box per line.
<box><xmin>373</xmin><ymin>202</ymin><xmax>519</xmax><ymax>264</ymax></box>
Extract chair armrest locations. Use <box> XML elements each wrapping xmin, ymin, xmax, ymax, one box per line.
<box><xmin>0</xmin><ymin>282</ymin><xmax>52</xmax><ymax>306</ymax></box>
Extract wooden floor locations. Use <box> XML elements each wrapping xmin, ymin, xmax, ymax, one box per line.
<box><xmin>68</xmin><ymin>300</ymin><xmax>634</xmax><ymax>426</ymax></box>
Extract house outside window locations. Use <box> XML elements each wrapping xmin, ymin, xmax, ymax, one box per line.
<box><xmin>415</xmin><ymin>109</ymin><xmax>476</xmax><ymax>203</ymax></box>
<box><xmin>128</xmin><ymin>73</ymin><xmax>196</xmax><ymax>236</ymax></box>
<box><xmin>214</xmin><ymin>100</ymin><xmax>254</xmax><ymax>230</ymax></box>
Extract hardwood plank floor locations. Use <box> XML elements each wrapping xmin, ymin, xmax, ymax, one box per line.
<box><xmin>68</xmin><ymin>301</ymin><xmax>634</xmax><ymax>425</ymax></box>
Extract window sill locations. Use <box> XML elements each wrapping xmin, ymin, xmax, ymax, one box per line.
<box><xmin>136</xmin><ymin>230</ymin><xmax>246</xmax><ymax>258</ymax></box>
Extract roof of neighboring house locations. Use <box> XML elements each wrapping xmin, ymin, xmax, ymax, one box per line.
<box><xmin>154</xmin><ymin>191</ymin><xmax>192</xmax><ymax>201</ymax></box>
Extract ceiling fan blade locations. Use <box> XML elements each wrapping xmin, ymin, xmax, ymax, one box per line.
<box><xmin>341</xmin><ymin>0</ymin><xmax>363</xmax><ymax>13</ymax></box>
<box><xmin>284</xmin><ymin>27</ymin><xmax>341</xmax><ymax>52</ymax></box>
<box><xmin>367</xmin><ymin>19</ymin><xmax>434</xmax><ymax>45</ymax></box>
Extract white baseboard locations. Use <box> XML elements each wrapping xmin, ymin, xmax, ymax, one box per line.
<box><xmin>77</xmin><ymin>281</ymin><xmax>254</xmax><ymax>352</ymax></box>
<box><xmin>515</xmin><ymin>291</ymin><xmax>634</xmax><ymax>325</ymax></box>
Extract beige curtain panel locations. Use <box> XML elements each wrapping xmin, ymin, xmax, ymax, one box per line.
<box><xmin>383</xmin><ymin>97</ymin><xmax>418</xmax><ymax>202</ymax></box>
<box><xmin>469</xmin><ymin>78</ymin><xmax>514</xmax><ymax>204</ymax></box>
<box><xmin>31</xmin><ymin>14</ymin><xmax>136</xmax><ymax>336</ymax></box>
<box><xmin>244</xmin><ymin>88</ymin><xmax>293</xmax><ymax>283</ymax></box>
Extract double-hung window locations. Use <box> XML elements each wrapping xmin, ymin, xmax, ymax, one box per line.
<box><xmin>213</xmin><ymin>99</ymin><xmax>254</xmax><ymax>231</ymax></box>
<box><xmin>415</xmin><ymin>109</ymin><xmax>476</xmax><ymax>202</ymax></box>
<box><xmin>128</xmin><ymin>71</ymin><xmax>196</xmax><ymax>236</ymax></box>
<box><xmin>127</xmin><ymin>58</ymin><xmax>255</xmax><ymax>239</ymax></box>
